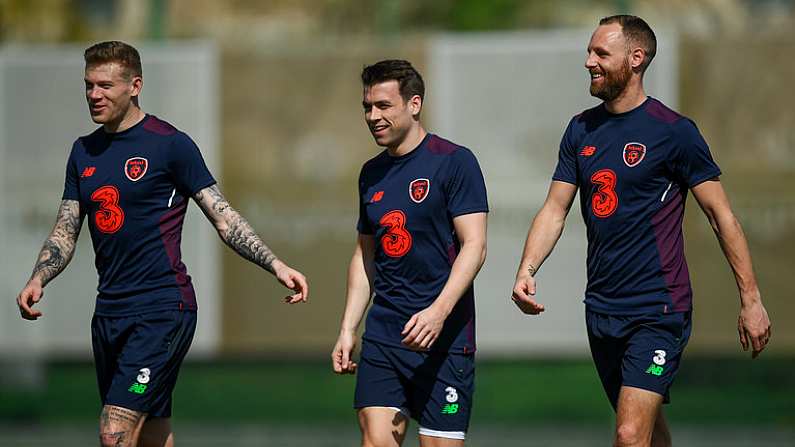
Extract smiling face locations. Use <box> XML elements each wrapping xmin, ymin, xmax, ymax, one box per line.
<box><xmin>585</xmin><ymin>23</ymin><xmax>633</xmax><ymax>102</ymax></box>
<box><xmin>84</xmin><ymin>62</ymin><xmax>141</xmax><ymax>126</ymax></box>
<box><xmin>362</xmin><ymin>80</ymin><xmax>422</xmax><ymax>149</ymax></box>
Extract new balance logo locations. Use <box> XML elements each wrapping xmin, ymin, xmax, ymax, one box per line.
<box><xmin>441</xmin><ymin>403</ymin><xmax>459</xmax><ymax>414</ymax></box>
<box><xmin>580</xmin><ymin>146</ymin><xmax>596</xmax><ymax>156</ymax></box>
<box><xmin>370</xmin><ymin>191</ymin><xmax>384</xmax><ymax>203</ymax></box>
<box><xmin>81</xmin><ymin>166</ymin><xmax>96</xmax><ymax>178</ymax></box>
<box><xmin>128</xmin><ymin>383</ymin><xmax>147</xmax><ymax>394</ymax></box>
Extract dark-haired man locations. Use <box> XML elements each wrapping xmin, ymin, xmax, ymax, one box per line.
<box><xmin>511</xmin><ymin>15</ymin><xmax>771</xmax><ymax>447</ymax></box>
<box><xmin>332</xmin><ymin>59</ymin><xmax>488</xmax><ymax>446</ymax></box>
<box><xmin>16</xmin><ymin>41</ymin><xmax>309</xmax><ymax>447</ymax></box>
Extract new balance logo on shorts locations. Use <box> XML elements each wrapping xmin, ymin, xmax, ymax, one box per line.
<box><xmin>128</xmin><ymin>367</ymin><xmax>152</xmax><ymax>394</ymax></box>
<box><xmin>645</xmin><ymin>350</ymin><xmax>666</xmax><ymax>376</ymax></box>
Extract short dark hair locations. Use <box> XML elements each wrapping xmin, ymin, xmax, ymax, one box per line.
<box><xmin>361</xmin><ymin>59</ymin><xmax>425</xmax><ymax>102</ymax></box>
<box><xmin>84</xmin><ymin>41</ymin><xmax>142</xmax><ymax>81</ymax></box>
<box><xmin>599</xmin><ymin>15</ymin><xmax>657</xmax><ymax>73</ymax></box>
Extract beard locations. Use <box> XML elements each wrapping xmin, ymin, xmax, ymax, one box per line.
<box><xmin>590</xmin><ymin>57</ymin><xmax>632</xmax><ymax>102</ymax></box>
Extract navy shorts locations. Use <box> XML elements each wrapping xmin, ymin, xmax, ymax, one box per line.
<box><xmin>354</xmin><ymin>339</ymin><xmax>474</xmax><ymax>439</ymax></box>
<box><xmin>586</xmin><ymin>309</ymin><xmax>692</xmax><ymax>409</ymax></box>
<box><xmin>91</xmin><ymin>309</ymin><xmax>197</xmax><ymax>417</ymax></box>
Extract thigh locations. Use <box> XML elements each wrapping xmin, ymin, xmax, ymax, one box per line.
<box><xmin>411</xmin><ymin>353</ymin><xmax>473</xmax><ymax>442</ymax></box>
<box><xmin>99</xmin><ymin>404</ymin><xmax>147</xmax><ymax>447</ymax></box>
<box><xmin>419</xmin><ymin>435</ymin><xmax>465</xmax><ymax>447</ymax></box>
<box><xmin>105</xmin><ymin>310</ymin><xmax>197</xmax><ymax>417</ymax></box>
<box><xmin>615</xmin><ymin>386</ymin><xmax>664</xmax><ymax>446</ymax></box>
<box><xmin>622</xmin><ymin>312</ymin><xmax>691</xmax><ymax>403</ymax></box>
<box><xmin>358</xmin><ymin>406</ymin><xmax>409</xmax><ymax>447</ymax></box>
<box><xmin>139</xmin><ymin>417</ymin><xmax>174</xmax><ymax>447</ymax></box>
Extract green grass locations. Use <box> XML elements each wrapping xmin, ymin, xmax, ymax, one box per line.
<box><xmin>1</xmin><ymin>358</ymin><xmax>793</xmax><ymax>427</ymax></box>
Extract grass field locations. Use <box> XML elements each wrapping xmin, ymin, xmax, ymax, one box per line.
<box><xmin>1</xmin><ymin>358</ymin><xmax>793</xmax><ymax>445</ymax></box>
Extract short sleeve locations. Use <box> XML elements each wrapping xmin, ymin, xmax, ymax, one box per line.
<box><xmin>445</xmin><ymin>148</ymin><xmax>489</xmax><ymax>217</ymax></box>
<box><xmin>552</xmin><ymin>117</ymin><xmax>579</xmax><ymax>185</ymax></box>
<box><xmin>168</xmin><ymin>132</ymin><xmax>216</xmax><ymax>195</ymax></box>
<box><xmin>356</xmin><ymin>168</ymin><xmax>374</xmax><ymax>234</ymax></box>
<box><xmin>671</xmin><ymin>119</ymin><xmax>721</xmax><ymax>188</ymax></box>
<box><xmin>62</xmin><ymin>142</ymin><xmax>80</xmax><ymax>201</ymax></box>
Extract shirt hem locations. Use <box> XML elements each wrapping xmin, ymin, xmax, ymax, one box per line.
<box><xmin>450</xmin><ymin>207</ymin><xmax>489</xmax><ymax>218</ymax></box>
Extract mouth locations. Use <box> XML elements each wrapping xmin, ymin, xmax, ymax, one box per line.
<box><xmin>90</xmin><ymin>104</ymin><xmax>106</xmax><ymax>114</ymax></box>
<box><xmin>371</xmin><ymin>123</ymin><xmax>389</xmax><ymax>135</ymax></box>
<box><xmin>590</xmin><ymin>72</ymin><xmax>604</xmax><ymax>82</ymax></box>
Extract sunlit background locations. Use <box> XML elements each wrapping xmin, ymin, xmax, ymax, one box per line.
<box><xmin>0</xmin><ymin>1</ymin><xmax>793</xmax><ymax>445</ymax></box>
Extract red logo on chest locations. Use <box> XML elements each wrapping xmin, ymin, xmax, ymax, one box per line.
<box><xmin>81</xmin><ymin>166</ymin><xmax>96</xmax><ymax>178</ymax></box>
<box><xmin>623</xmin><ymin>143</ymin><xmax>646</xmax><ymax>167</ymax></box>
<box><xmin>124</xmin><ymin>157</ymin><xmax>148</xmax><ymax>181</ymax></box>
<box><xmin>409</xmin><ymin>178</ymin><xmax>430</xmax><ymax>203</ymax></box>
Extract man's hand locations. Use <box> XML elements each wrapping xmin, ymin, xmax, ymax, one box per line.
<box><xmin>331</xmin><ymin>331</ymin><xmax>358</xmax><ymax>374</ymax></box>
<box><xmin>272</xmin><ymin>260</ymin><xmax>309</xmax><ymax>304</ymax></box>
<box><xmin>512</xmin><ymin>274</ymin><xmax>545</xmax><ymax>315</ymax></box>
<box><xmin>738</xmin><ymin>297</ymin><xmax>771</xmax><ymax>359</ymax></box>
<box><xmin>17</xmin><ymin>279</ymin><xmax>44</xmax><ymax>320</ymax></box>
<box><xmin>401</xmin><ymin>304</ymin><xmax>447</xmax><ymax>351</ymax></box>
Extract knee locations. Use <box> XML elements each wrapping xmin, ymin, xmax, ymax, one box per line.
<box><xmin>615</xmin><ymin>422</ymin><xmax>649</xmax><ymax>447</ymax></box>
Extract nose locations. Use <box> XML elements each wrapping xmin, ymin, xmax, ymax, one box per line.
<box><xmin>367</xmin><ymin>107</ymin><xmax>382</xmax><ymax>123</ymax></box>
<box><xmin>584</xmin><ymin>52</ymin><xmax>597</xmax><ymax>70</ymax></box>
<box><xmin>87</xmin><ymin>86</ymin><xmax>102</xmax><ymax>100</ymax></box>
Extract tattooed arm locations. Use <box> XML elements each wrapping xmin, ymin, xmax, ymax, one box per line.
<box><xmin>193</xmin><ymin>184</ymin><xmax>308</xmax><ymax>303</ymax></box>
<box><xmin>17</xmin><ymin>199</ymin><xmax>84</xmax><ymax>320</ymax></box>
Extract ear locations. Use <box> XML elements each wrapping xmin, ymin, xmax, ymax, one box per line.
<box><xmin>408</xmin><ymin>94</ymin><xmax>423</xmax><ymax>116</ymax></box>
<box><xmin>130</xmin><ymin>76</ymin><xmax>143</xmax><ymax>97</ymax></box>
<box><xmin>629</xmin><ymin>47</ymin><xmax>646</xmax><ymax>72</ymax></box>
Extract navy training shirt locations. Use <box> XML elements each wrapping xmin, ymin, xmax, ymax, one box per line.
<box><xmin>357</xmin><ymin>133</ymin><xmax>489</xmax><ymax>353</ymax></box>
<box><xmin>62</xmin><ymin>115</ymin><xmax>216</xmax><ymax>316</ymax></box>
<box><xmin>553</xmin><ymin>97</ymin><xmax>721</xmax><ymax>315</ymax></box>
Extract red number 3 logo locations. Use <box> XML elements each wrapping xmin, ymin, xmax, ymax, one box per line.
<box><xmin>379</xmin><ymin>210</ymin><xmax>412</xmax><ymax>257</ymax></box>
<box><xmin>91</xmin><ymin>185</ymin><xmax>125</xmax><ymax>233</ymax></box>
<box><xmin>590</xmin><ymin>169</ymin><xmax>618</xmax><ymax>218</ymax></box>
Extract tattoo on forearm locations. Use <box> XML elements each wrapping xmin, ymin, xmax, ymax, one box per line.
<box><xmin>527</xmin><ymin>263</ymin><xmax>538</xmax><ymax>277</ymax></box>
<box><xmin>31</xmin><ymin>200</ymin><xmax>82</xmax><ymax>286</ymax></box>
<box><xmin>196</xmin><ymin>185</ymin><xmax>278</xmax><ymax>273</ymax></box>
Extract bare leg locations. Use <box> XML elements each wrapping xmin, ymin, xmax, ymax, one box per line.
<box><xmin>614</xmin><ymin>386</ymin><xmax>663</xmax><ymax>447</ymax></box>
<box><xmin>358</xmin><ymin>407</ymin><xmax>409</xmax><ymax>447</ymax></box>
<box><xmin>138</xmin><ymin>417</ymin><xmax>174</xmax><ymax>447</ymax></box>
<box><xmin>419</xmin><ymin>434</ymin><xmax>465</xmax><ymax>447</ymax></box>
<box><xmin>651</xmin><ymin>410</ymin><xmax>671</xmax><ymax>447</ymax></box>
<box><xmin>99</xmin><ymin>405</ymin><xmax>146</xmax><ymax>447</ymax></box>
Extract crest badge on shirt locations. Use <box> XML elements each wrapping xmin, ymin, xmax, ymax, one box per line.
<box><xmin>124</xmin><ymin>157</ymin><xmax>149</xmax><ymax>181</ymax></box>
<box><xmin>623</xmin><ymin>142</ymin><xmax>646</xmax><ymax>168</ymax></box>
<box><xmin>409</xmin><ymin>178</ymin><xmax>430</xmax><ymax>203</ymax></box>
